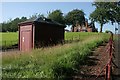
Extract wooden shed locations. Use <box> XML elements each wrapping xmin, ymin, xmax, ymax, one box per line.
<box><xmin>18</xmin><ymin>17</ymin><xmax>66</xmax><ymax>51</ymax></box>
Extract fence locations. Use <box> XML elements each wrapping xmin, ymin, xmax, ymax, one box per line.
<box><xmin>94</xmin><ymin>32</ymin><xmax>114</xmax><ymax>80</ymax></box>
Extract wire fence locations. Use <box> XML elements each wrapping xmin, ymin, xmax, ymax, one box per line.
<box><xmin>94</xmin><ymin>32</ymin><xmax>114</xmax><ymax>80</ymax></box>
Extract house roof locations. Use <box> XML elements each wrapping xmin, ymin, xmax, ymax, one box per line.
<box><xmin>18</xmin><ymin>17</ymin><xmax>66</xmax><ymax>28</ymax></box>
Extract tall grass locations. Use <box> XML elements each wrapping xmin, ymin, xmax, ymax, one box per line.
<box><xmin>2</xmin><ymin>33</ymin><xmax>109</xmax><ymax>78</ymax></box>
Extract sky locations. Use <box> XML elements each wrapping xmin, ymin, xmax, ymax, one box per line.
<box><xmin>1</xmin><ymin>2</ymin><xmax>118</xmax><ymax>33</ymax></box>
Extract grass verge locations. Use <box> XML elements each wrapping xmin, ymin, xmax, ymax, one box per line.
<box><xmin>2</xmin><ymin>33</ymin><xmax>109</xmax><ymax>79</ymax></box>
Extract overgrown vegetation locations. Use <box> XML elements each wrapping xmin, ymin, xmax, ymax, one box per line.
<box><xmin>2</xmin><ymin>33</ymin><xmax>109</xmax><ymax>79</ymax></box>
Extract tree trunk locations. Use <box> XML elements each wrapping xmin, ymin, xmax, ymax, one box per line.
<box><xmin>100</xmin><ymin>24</ymin><xmax>103</xmax><ymax>33</ymax></box>
<box><xmin>72</xmin><ymin>25</ymin><xmax>74</xmax><ymax>32</ymax></box>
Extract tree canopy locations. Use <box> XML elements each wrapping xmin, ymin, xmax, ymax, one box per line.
<box><xmin>1</xmin><ymin>9</ymin><xmax>86</xmax><ymax>32</ymax></box>
<box><xmin>90</xmin><ymin>1</ymin><xmax>120</xmax><ymax>32</ymax></box>
<box><xmin>29</xmin><ymin>13</ymin><xmax>45</xmax><ymax>20</ymax></box>
<box><xmin>65</xmin><ymin>9</ymin><xmax>85</xmax><ymax>26</ymax></box>
<box><xmin>1</xmin><ymin>17</ymin><xmax>27</xmax><ymax>32</ymax></box>
<box><xmin>1</xmin><ymin>14</ymin><xmax>45</xmax><ymax>32</ymax></box>
<box><xmin>47</xmin><ymin>10</ymin><xmax>65</xmax><ymax>24</ymax></box>
<box><xmin>90</xmin><ymin>7</ymin><xmax>109</xmax><ymax>32</ymax></box>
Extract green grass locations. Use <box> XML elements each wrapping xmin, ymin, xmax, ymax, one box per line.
<box><xmin>65</xmin><ymin>32</ymin><xmax>99</xmax><ymax>41</ymax></box>
<box><xmin>0</xmin><ymin>32</ymin><xmax>18</xmax><ymax>47</ymax></box>
<box><xmin>2</xmin><ymin>32</ymin><xmax>110</xmax><ymax>78</ymax></box>
<box><xmin>0</xmin><ymin>32</ymin><xmax>99</xmax><ymax>47</ymax></box>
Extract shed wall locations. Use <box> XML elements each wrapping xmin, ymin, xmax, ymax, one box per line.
<box><xmin>35</xmin><ymin>23</ymin><xmax>64</xmax><ymax>47</ymax></box>
<box><xmin>19</xmin><ymin>21</ymin><xmax>65</xmax><ymax>51</ymax></box>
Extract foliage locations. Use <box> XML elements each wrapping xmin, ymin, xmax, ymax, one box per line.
<box><xmin>2</xmin><ymin>33</ymin><xmax>109</xmax><ymax>78</ymax></box>
<box><xmin>65</xmin><ymin>9</ymin><xmax>85</xmax><ymax>26</ymax></box>
<box><xmin>0</xmin><ymin>13</ymin><xmax>45</xmax><ymax>32</ymax></box>
<box><xmin>65</xmin><ymin>9</ymin><xmax>85</xmax><ymax>32</ymax></box>
<box><xmin>1</xmin><ymin>9</ymin><xmax>85</xmax><ymax>32</ymax></box>
<box><xmin>1</xmin><ymin>17</ymin><xmax>27</xmax><ymax>32</ymax></box>
<box><xmin>107</xmin><ymin>2</ymin><xmax>120</xmax><ymax>24</ymax></box>
<box><xmin>90</xmin><ymin>3</ymin><xmax>108</xmax><ymax>32</ymax></box>
<box><xmin>94</xmin><ymin>2</ymin><xmax>120</xmax><ymax>24</ymax></box>
<box><xmin>47</xmin><ymin>10</ymin><xmax>65</xmax><ymax>25</ymax></box>
<box><xmin>90</xmin><ymin>1</ymin><xmax>120</xmax><ymax>32</ymax></box>
<box><xmin>29</xmin><ymin>13</ymin><xmax>45</xmax><ymax>20</ymax></box>
<box><xmin>105</xmin><ymin>30</ymin><xmax>111</xmax><ymax>33</ymax></box>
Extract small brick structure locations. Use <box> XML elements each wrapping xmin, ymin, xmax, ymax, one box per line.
<box><xmin>18</xmin><ymin>17</ymin><xmax>66</xmax><ymax>51</ymax></box>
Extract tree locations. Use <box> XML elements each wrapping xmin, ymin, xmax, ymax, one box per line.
<box><xmin>10</xmin><ymin>18</ymin><xmax>20</xmax><ymax>32</ymax></box>
<box><xmin>21</xmin><ymin>17</ymin><xmax>27</xmax><ymax>22</ymax></box>
<box><xmin>90</xmin><ymin>1</ymin><xmax>120</xmax><ymax>32</ymax></box>
<box><xmin>1</xmin><ymin>17</ymin><xmax>27</xmax><ymax>32</ymax></box>
<box><xmin>65</xmin><ymin>9</ymin><xmax>85</xmax><ymax>32</ymax></box>
<box><xmin>110</xmin><ymin>2</ymin><xmax>120</xmax><ymax>24</ymax></box>
<box><xmin>29</xmin><ymin>13</ymin><xmax>45</xmax><ymax>20</ymax></box>
<box><xmin>90</xmin><ymin>8</ymin><xmax>109</xmax><ymax>32</ymax></box>
<box><xmin>47</xmin><ymin>10</ymin><xmax>65</xmax><ymax>24</ymax></box>
<box><xmin>9</xmin><ymin>17</ymin><xmax>27</xmax><ymax>32</ymax></box>
<box><xmin>1</xmin><ymin>22</ymin><xmax>7</xmax><ymax>32</ymax></box>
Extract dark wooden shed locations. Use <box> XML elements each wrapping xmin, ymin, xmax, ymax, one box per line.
<box><xmin>18</xmin><ymin>17</ymin><xmax>66</xmax><ymax>51</ymax></box>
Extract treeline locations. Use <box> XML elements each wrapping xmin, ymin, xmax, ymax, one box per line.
<box><xmin>1</xmin><ymin>1</ymin><xmax>120</xmax><ymax>32</ymax></box>
<box><xmin>0</xmin><ymin>17</ymin><xmax>27</xmax><ymax>32</ymax></box>
<box><xmin>0</xmin><ymin>13</ymin><xmax>45</xmax><ymax>32</ymax></box>
<box><xmin>1</xmin><ymin>9</ymin><xmax>86</xmax><ymax>32</ymax></box>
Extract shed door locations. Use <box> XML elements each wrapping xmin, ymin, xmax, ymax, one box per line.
<box><xmin>21</xmin><ymin>30</ymin><xmax>32</xmax><ymax>51</ymax></box>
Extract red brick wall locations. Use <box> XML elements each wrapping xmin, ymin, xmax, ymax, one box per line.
<box><xmin>87</xmin><ymin>28</ymin><xmax>92</xmax><ymax>32</ymax></box>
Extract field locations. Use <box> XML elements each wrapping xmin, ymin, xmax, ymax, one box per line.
<box><xmin>0</xmin><ymin>32</ymin><xmax>18</xmax><ymax>48</ymax></box>
<box><xmin>2</xmin><ymin>32</ymin><xmax>110</xmax><ymax>78</ymax></box>
<box><xmin>1</xmin><ymin>32</ymin><xmax>101</xmax><ymax>47</ymax></box>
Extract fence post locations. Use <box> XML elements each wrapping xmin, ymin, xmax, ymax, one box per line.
<box><xmin>105</xmin><ymin>65</ymin><xmax>108</xmax><ymax>80</ymax></box>
<box><xmin>106</xmin><ymin>32</ymin><xmax>113</xmax><ymax>80</ymax></box>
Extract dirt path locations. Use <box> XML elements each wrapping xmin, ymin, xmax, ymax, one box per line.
<box><xmin>73</xmin><ymin>42</ymin><xmax>109</xmax><ymax>80</ymax></box>
<box><xmin>73</xmin><ymin>34</ymin><xmax>120</xmax><ymax>80</ymax></box>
